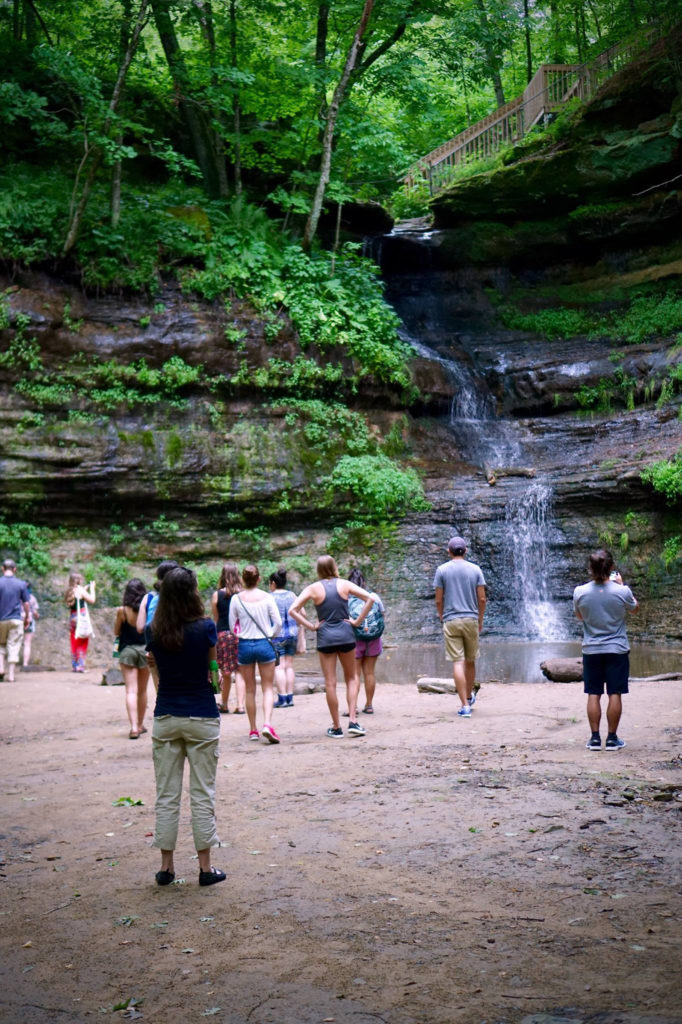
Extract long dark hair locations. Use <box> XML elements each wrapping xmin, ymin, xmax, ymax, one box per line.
<box><xmin>589</xmin><ymin>549</ymin><xmax>614</xmax><ymax>583</ymax></box>
<box><xmin>348</xmin><ymin>568</ymin><xmax>366</xmax><ymax>589</ymax></box>
<box><xmin>151</xmin><ymin>567</ymin><xmax>204</xmax><ymax>652</ymax></box>
<box><xmin>123</xmin><ymin>577</ymin><xmax>147</xmax><ymax>611</ymax></box>
<box><xmin>219</xmin><ymin>561</ymin><xmax>242</xmax><ymax>596</ymax></box>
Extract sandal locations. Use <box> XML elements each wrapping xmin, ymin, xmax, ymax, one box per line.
<box><xmin>233</xmin><ymin>708</ymin><xmax>246</xmax><ymax>715</ymax></box>
<box><xmin>217</xmin><ymin>705</ymin><xmax>229</xmax><ymax>714</ymax></box>
<box><xmin>139</xmin><ymin>725</ymin><xmax>148</xmax><ymax>734</ymax></box>
<box><xmin>362</xmin><ymin>705</ymin><xmax>374</xmax><ymax>714</ymax></box>
<box><xmin>129</xmin><ymin>730</ymin><xmax>140</xmax><ymax>739</ymax></box>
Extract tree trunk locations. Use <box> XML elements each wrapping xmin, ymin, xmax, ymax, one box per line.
<box><xmin>63</xmin><ymin>0</ymin><xmax>149</xmax><ymax>254</ymax></box>
<box><xmin>302</xmin><ymin>0</ymin><xmax>375</xmax><ymax>252</ymax></box>
<box><xmin>587</xmin><ymin>0</ymin><xmax>603</xmax><ymax>42</ymax></box>
<box><xmin>111</xmin><ymin>0</ymin><xmax>132</xmax><ymax>229</ymax></box>
<box><xmin>151</xmin><ymin>0</ymin><xmax>223</xmax><ymax>198</ymax></box>
<box><xmin>315</xmin><ymin>0</ymin><xmax>330</xmax><ymax>121</ymax></box>
<box><xmin>229</xmin><ymin>0</ymin><xmax>242</xmax><ymax>196</ymax></box>
<box><xmin>475</xmin><ymin>0</ymin><xmax>506</xmax><ymax>106</ymax></box>
<box><xmin>523</xmin><ymin>0</ymin><xmax>533</xmax><ymax>83</ymax></box>
<box><xmin>549</xmin><ymin>0</ymin><xmax>562</xmax><ymax>63</ymax></box>
<box><xmin>194</xmin><ymin>0</ymin><xmax>229</xmax><ymax>197</ymax></box>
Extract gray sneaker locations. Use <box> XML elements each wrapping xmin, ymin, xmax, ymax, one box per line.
<box><xmin>326</xmin><ymin>726</ymin><xmax>343</xmax><ymax>738</ymax></box>
<box><xmin>348</xmin><ymin>720</ymin><xmax>366</xmax><ymax>737</ymax></box>
<box><xmin>605</xmin><ymin>735</ymin><xmax>625</xmax><ymax>750</ymax></box>
<box><xmin>585</xmin><ymin>735</ymin><xmax>601</xmax><ymax>750</ymax></box>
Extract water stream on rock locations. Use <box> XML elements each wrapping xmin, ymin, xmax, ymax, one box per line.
<box><xmin>401</xmin><ymin>331</ymin><xmax>568</xmax><ymax>640</ymax></box>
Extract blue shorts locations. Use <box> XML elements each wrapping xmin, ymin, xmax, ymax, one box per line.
<box><xmin>583</xmin><ymin>652</ymin><xmax>629</xmax><ymax>695</ymax></box>
<box><xmin>274</xmin><ymin>638</ymin><xmax>296</xmax><ymax>657</ymax></box>
<box><xmin>238</xmin><ymin>638</ymin><xmax>276</xmax><ymax>665</ymax></box>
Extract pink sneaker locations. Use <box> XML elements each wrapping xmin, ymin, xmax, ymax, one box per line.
<box><xmin>249</xmin><ymin>729</ymin><xmax>260</xmax><ymax>741</ymax></box>
<box><xmin>261</xmin><ymin>723</ymin><xmax>280</xmax><ymax>744</ymax></box>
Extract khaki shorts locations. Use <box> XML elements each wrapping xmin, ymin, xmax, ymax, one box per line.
<box><xmin>443</xmin><ymin>618</ymin><xmax>479</xmax><ymax>662</ymax></box>
<box><xmin>0</xmin><ymin>619</ymin><xmax>24</xmax><ymax>663</ymax></box>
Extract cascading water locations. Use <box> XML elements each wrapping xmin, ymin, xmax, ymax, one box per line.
<box><xmin>405</xmin><ymin>332</ymin><xmax>568</xmax><ymax>640</ymax></box>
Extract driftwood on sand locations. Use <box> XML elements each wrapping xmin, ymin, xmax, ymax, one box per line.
<box><xmin>484</xmin><ymin>463</ymin><xmax>536</xmax><ymax>486</ymax></box>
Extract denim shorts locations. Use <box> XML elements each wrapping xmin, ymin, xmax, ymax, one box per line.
<box><xmin>238</xmin><ymin>637</ymin><xmax>276</xmax><ymax>665</ymax></box>
<box><xmin>274</xmin><ymin>638</ymin><xmax>296</xmax><ymax>657</ymax></box>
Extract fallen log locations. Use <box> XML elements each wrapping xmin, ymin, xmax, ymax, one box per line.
<box><xmin>417</xmin><ymin>677</ymin><xmax>456</xmax><ymax>694</ymax></box>
<box><xmin>484</xmin><ymin>463</ymin><xmax>536</xmax><ymax>486</ymax></box>
<box><xmin>629</xmin><ymin>672</ymin><xmax>682</xmax><ymax>683</ymax></box>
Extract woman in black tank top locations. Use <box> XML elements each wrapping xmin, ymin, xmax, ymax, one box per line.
<box><xmin>114</xmin><ymin>578</ymin><xmax>151</xmax><ymax>739</ymax></box>
<box><xmin>290</xmin><ymin>555</ymin><xmax>374</xmax><ymax>739</ymax></box>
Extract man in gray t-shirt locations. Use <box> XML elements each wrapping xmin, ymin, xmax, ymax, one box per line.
<box><xmin>433</xmin><ymin>536</ymin><xmax>486</xmax><ymax>719</ymax></box>
<box><xmin>0</xmin><ymin>558</ymin><xmax>30</xmax><ymax>683</ymax></box>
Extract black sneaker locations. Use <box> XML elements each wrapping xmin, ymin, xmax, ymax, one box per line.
<box><xmin>348</xmin><ymin>720</ymin><xmax>366</xmax><ymax>737</ymax></box>
<box><xmin>199</xmin><ymin>867</ymin><xmax>226</xmax><ymax>887</ymax></box>
<box><xmin>326</xmin><ymin>726</ymin><xmax>343</xmax><ymax>738</ymax></box>
<box><xmin>605</xmin><ymin>735</ymin><xmax>626</xmax><ymax>750</ymax></box>
<box><xmin>585</xmin><ymin>736</ymin><xmax>601</xmax><ymax>750</ymax></box>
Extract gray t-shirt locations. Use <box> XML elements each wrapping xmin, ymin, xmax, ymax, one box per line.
<box><xmin>433</xmin><ymin>558</ymin><xmax>485</xmax><ymax>621</ymax></box>
<box><xmin>573</xmin><ymin>580</ymin><xmax>637</xmax><ymax>654</ymax></box>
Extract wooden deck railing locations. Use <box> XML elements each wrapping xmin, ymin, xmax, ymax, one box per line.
<box><xmin>404</xmin><ymin>21</ymin><xmax>665</xmax><ymax>195</ymax></box>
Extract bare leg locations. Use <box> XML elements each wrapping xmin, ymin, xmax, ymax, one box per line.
<box><xmin>234</xmin><ymin>669</ymin><xmax>246</xmax><ymax>711</ymax></box>
<box><xmin>0</xmin><ymin>649</ymin><xmax>4</xmax><ymax>676</ymax></box>
<box><xmin>338</xmin><ymin>648</ymin><xmax>360</xmax><ymax>722</ymax></box>
<box><xmin>284</xmin><ymin>655</ymin><xmax>295</xmax><ymax>696</ymax></box>
<box><xmin>587</xmin><ymin>694</ymin><xmax>602</xmax><ymax>733</ymax></box>
<box><xmin>137</xmin><ymin>669</ymin><xmax>150</xmax><ymax>731</ymax></box>
<box><xmin>22</xmin><ymin>633</ymin><xmax>32</xmax><ymax>667</ymax></box>
<box><xmin>150</xmin><ymin>662</ymin><xmax>159</xmax><ymax>692</ymax></box>
<box><xmin>241</xmin><ymin>663</ymin><xmax>257</xmax><ymax>732</ymax></box>
<box><xmin>219</xmin><ymin>671</ymin><xmax>231</xmax><ymax>711</ymax></box>
<box><xmin>197</xmin><ymin>848</ymin><xmax>211</xmax><ymax>872</ymax></box>
<box><xmin>606</xmin><ymin>693</ymin><xmax>623</xmax><ymax>734</ymax></box>
<box><xmin>464</xmin><ymin>659</ymin><xmax>476</xmax><ymax>699</ymax></box>
<box><xmin>318</xmin><ymin>651</ymin><xmax>340</xmax><ymax>729</ymax></box>
<box><xmin>274</xmin><ymin>660</ymin><xmax>286</xmax><ymax>696</ymax></box>
<box><xmin>259</xmin><ymin>660</ymin><xmax>276</xmax><ymax>724</ymax></box>
<box><xmin>360</xmin><ymin>655</ymin><xmax>378</xmax><ymax>709</ymax></box>
<box><xmin>452</xmin><ymin>659</ymin><xmax>469</xmax><ymax>708</ymax></box>
<box><xmin>122</xmin><ymin>664</ymin><xmax>141</xmax><ymax>734</ymax></box>
<box><xmin>160</xmin><ymin>849</ymin><xmax>174</xmax><ymax>872</ymax></box>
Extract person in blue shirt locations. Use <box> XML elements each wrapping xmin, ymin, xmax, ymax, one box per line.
<box><xmin>573</xmin><ymin>549</ymin><xmax>638</xmax><ymax>751</ymax></box>
<box><xmin>147</xmin><ymin>566</ymin><xmax>225</xmax><ymax>888</ymax></box>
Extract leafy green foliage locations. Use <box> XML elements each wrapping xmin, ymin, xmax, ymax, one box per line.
<box><xmin>328</xmin><ymin>454</ymin><xmax>429</xmax><ymax>523</ymax></box>
<box><xmin>661</xmin><ymin>535</ymin><xmax>681</xmax><ymax>568</ymax></box>
<box><xmin>0</xmin><ymin>520</ymin><xmax>53</xmax><ymax>577</ymax></box>
<box><xmin>641</xmin><ymin>451</ymin><xmax>682</xmax><ymax>504</ymax></box>
<box><xmin>576</xmin><ymin>369</ymin><xmax>637</xmax><ymax>412</ymax></box>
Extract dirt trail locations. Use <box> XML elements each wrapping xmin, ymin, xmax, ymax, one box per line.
<box><xmin>1</xmin><ymin>669</ymin><xmax>681</xmax><ymax>1024</ymax></box>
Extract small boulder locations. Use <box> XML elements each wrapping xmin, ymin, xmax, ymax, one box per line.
<box><xmin>101</xmin><ymin>667</ymin><xmax>124</xmax><ymax>686</ymax></box>
<box><xmin>540</xmin><ymin>658</ymin><xmax>583</xmax><ymax>682</ymax></box>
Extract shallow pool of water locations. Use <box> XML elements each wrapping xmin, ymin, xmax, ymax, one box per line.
<box><xmin>298</xmin><ymin>640</ymin><xmax>681</xmax><ymax>685</ymax></box>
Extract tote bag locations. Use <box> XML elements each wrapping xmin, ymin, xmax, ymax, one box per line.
<box><xmin>75</xmin><ymin>596</ymin><xmax>94</xmax><ymax>639</ymax></box>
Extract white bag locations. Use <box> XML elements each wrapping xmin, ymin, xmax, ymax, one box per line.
<box><xmin>75</xmin><ymin>597</ymin><xmax>94</xmax><ymax>639</ymax></box>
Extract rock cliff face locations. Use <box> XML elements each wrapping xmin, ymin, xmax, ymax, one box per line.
<box><xmin>1</xmin><ymin>36</ymin><xmax>681</xmax><ymax>645</ymax></box>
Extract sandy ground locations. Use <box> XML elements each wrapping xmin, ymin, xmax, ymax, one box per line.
<box><xmin>1</xmin><ymin>665</ymin><xmax>681</xmax><ymax>1024</ymax></box>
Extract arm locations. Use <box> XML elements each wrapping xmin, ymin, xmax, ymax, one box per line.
<box><xmin>346</xmin><ymin>582</ymin><xmax>374</xmax><ymax>628</ymax></box>
<box><xmin>434</xmin><ymin>586</ymin><xmax>444</xmax><ymax>622</ymax></box>
<box><xmin>228</xmin><ymin>596</ymin><xmax>240</xmax><ymax>635</ymax></box>
<box><xmin>269</xmin><ymin>596</ymin><xmax>282</xmax><ymax>638</ymax></box>
<box><xmin>82</xmin><ymin>582</ymin><xmax>96</xmax><ymax>604</ymax></box>
<box><xmin>476</xmin><ymin>584</ymin><xmax>486</xmax><ymax>633</ymax></box>
<box><xmin>114</xmin><ymin>607</ymin><xmax>124</xmax><ymax>638</ymax></box>
<box><xmin>211</xmin><ymin>591</ymin><xmax>219</xmax><ymax>625</ymax></box>
<box><xmin>22</xmin><ymin>600</ymin><xmax>30</xmax><ymax>626</ymax></box>
<box><xmin>136</xmin><ymin>596</ymin><xmax>148</xmax><ymax>634</ymax></box>
<box><xmin>289</xmin><ymin>586</ymin><xmax>319</xmax><ymax>631</ymax></box>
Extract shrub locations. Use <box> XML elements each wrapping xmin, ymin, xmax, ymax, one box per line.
<box><xmin>0</xmin><ymin>519</ymin><xmax>53</xmax><ymax>576</ymax></box>
<box><xmin>641</xmin><ymin>450</ymin><xmax>682</xmax><ymax>504</ymax></box>
<box><xmin>328</xmin><ymin>453</ymin><xmax>429</xmax><ymax>522</ymax></box>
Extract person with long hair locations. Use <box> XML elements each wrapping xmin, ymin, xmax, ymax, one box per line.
<box><xmin>21</xmin><ymin>583</ymin><xmax>39</xmax><ymax>669</ymax></box>
<box><xmin>147</xmin><ymin>567</ymin><xmax>225</xmax><ymax>887</ymax></box>
<box><xmin>289</xmin><ymin>556</ymin><xmax>374</xmax><ymax>739</ymax></box>
<box><xmin>137</xmin><ymin>559</ymin><xmax>178</xmax><ymax>690</ymax></box>
<box><xmin>114</xmin><ymin>578</ymin><xmax>151</xmax><ymax>739</ymax></box>
<box><xmin>228</xmin><ymin>565</ymin><xmax>282</xmax><ymax>744</ymax></box>
<box><xmin>64</xmin><ymin>571</ymin><xmax>96</xmax><ymax>672</ymax></box>
<box><xmin>269</xmin><ymin>567</ymin><xmax>299</xmax><ymax>709</ymax></box>
<box><xmin>211</xmin><ymin>562</ymin><xmax>246</xmax><ymax>714</ymax></box>
<box><xmin>574</xmin><ymin>549</ymin><xmax>638</xmax><ymax>751</ymax></box>
<box><xmin>347</xmin><ymin>568</ymin><xmax>385</xmax><ymax>715</ymax></box>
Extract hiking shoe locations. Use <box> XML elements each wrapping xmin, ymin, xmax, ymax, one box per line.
<box><xmin>457</xmin><ymin>706</ymin><xmax>472</xmax><ymax>717</ymax></box>
<box><xmin>326</xmin><ymin>726</ymin><xmax>343</xmax><ymax>738</ymax></box>
<box><xmin>262</xmin><ymin>723</ymin><xmax>280</xmax><ymax>744</ymax></box>
<box><xmin>605</xmin><ymin>735</ymin><xmax>626</xmax><ymax>750</ymax></box>
<box><xmin>585</xmin><ymin>735</ymin><xmax>601</xmax><ymax>750</ymax></box>
<box><xmin>249</xmin><ymin>729</ymin><xmax>260</xmax><ymax>741</ymax></box>
<box><xmin>348</xmin><ymin>720</ymin><xmax>366</xmax><ymax>737</ymax></box>
<box><xmin>468</xmin><ymin>693</ymin><xmax>476</xmax><ymax>708</ymax></box>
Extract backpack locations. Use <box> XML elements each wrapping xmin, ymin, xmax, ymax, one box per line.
<box><xmin>348</xmin><ymin>593</ymin><xmax>385</xmax><ymax>641</ymax></box>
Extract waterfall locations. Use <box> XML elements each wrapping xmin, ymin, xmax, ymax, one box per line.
<box><xmin>504</xmin><ymin>482</ymin><xmax>567</xmax><ymax>639</ymax></box>
<box><xmin>406</xmin><ymin>332</ymin><xmax>568</xmax><ymax>640</ymax></box>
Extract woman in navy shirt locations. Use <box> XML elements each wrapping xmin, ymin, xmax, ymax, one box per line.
<box><xmin>147</xmin><ymin>567</ymin><xmax>225</xmax><ymax>887</ymax></box>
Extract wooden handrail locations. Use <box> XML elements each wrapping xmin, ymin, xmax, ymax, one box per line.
<box><xmin>404</xmin><ymin>20</ymin><xmax>666</xmax><ymax>193</ymax></box>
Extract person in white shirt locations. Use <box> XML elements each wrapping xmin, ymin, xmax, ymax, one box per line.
<box><xmin>229</xmin><ymin>565</ymin><xmax>282</xmax><ymax>744</ymax></box>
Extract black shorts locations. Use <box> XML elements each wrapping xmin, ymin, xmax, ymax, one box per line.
<box><xmin>317</xmin><ymin>642</ymin><xmax>356</xmax><ymax>655</ymax></box>
<box><xmin>583</xmin><ymin>652</ymin><xmax>629</xmax><ymax>695</ymax></box>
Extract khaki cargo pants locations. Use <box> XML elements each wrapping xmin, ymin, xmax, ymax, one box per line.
<box><xmin>152</xmin><ymin>715</ymin><xmax>220</xmax><ymax>851</ymax></box>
